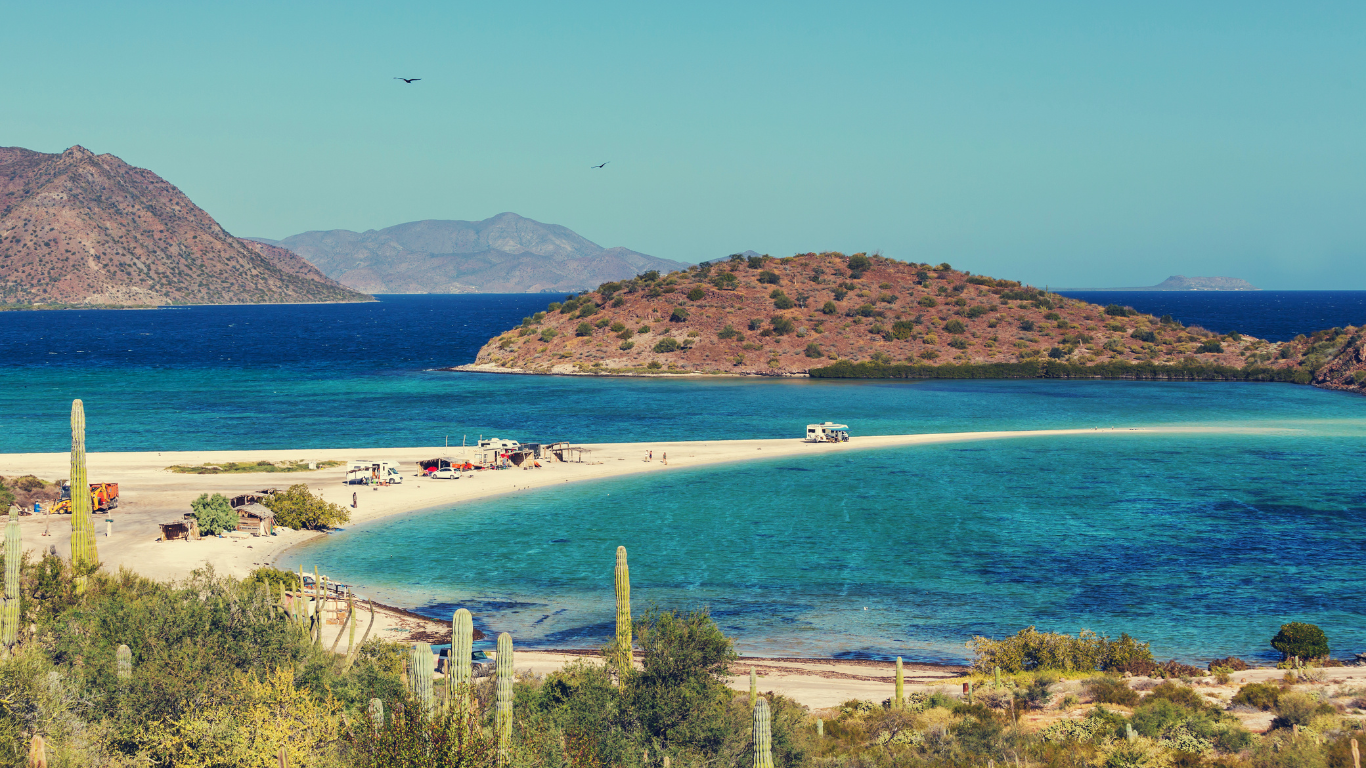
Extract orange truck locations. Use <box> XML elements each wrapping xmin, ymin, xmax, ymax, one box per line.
<box><xmin>52</xmin><ymin>482</ymin><xmax>119</xmax><ymax>514</ymax></box>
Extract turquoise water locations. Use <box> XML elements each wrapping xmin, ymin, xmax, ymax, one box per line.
<box><xmin>5</xmin><ymin>295</ymin><xmax>1366</xmax><ymax>664</ymax></box>
<box><xmin>285</xmin><ymin>426</ymin><xmax>1366</xmax><ymax>665</ymax></box>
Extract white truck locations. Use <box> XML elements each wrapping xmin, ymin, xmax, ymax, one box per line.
<box><xmin>346</xmin><ymin>460</ymin><xmax>404</xmax><ymax>485</ymax></box>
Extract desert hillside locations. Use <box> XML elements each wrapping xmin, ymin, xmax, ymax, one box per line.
<box><xmin>0</xmin><ymin>146</ymin><xmax>371</xmax><ymax>307</ymax></box>
<box><xmin>462</xmin><ymin>253</ymin><xmax>1362</xmax><ymax>381</ymax></box>
<box><xmin>255</xmin><ymin>213</ymin><xmax>688</xmax><ymax>294</ymax></box>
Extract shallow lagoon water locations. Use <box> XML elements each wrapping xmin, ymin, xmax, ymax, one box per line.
<box><xmin>4</xmin><ymin>294</ymin><xmax>1365</xmax><ymax>663</ymax></box>
<box><xmin>285</xmin><ymin>427</ymin><xmax>1366</xmax><ymax>664</ymax></box>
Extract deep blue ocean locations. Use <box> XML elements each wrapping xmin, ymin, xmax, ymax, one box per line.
<box><xmin>4</xmin><ymin>292</ymin><xmax>1365</xmax><ymax>664</ymax></box>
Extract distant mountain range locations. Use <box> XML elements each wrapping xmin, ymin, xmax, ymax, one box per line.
<box><xmin>1067</xmin><ymin>275</ymin><xmax>1260</xmax><ymax>292</ymax></box>
<box><xmin>0</xmin><ymin>146</ymin><xmax>369</xmax><ymax>307</ymax></box>
<box><xmin>251</xmin><ymin>213</ymin><xmax>689</xmax><ymax>294</ymax></box>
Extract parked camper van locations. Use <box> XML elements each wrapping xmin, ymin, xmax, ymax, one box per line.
<box><xmin>804</xmin><ymin>423</ymin><xmax>850</xmax><ymax>443</ymax></box>
<box><xmin>478</xmin><ymin>437</ymin><xmax>521</xmax><ymax>451</ymax></box>
<box><xmin>345</xmin><ymin>460</ymin><xmax>404</xmax><ymax>485</ymax></box>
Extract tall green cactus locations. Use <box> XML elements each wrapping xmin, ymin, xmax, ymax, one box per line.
<box><xmin>816</xmin><ymin>717</ymin><xmax>823</xmax><ymax>738</ymax></box>
<box><xmin>496</xmin><ymin>632</ymin><xmax>514</xmax><ymax>766</ymax></box>
<box><xmin>894</xmin><ymin>656</ymin><xmax>903</xmax><ymax>710</ymax></box>
<box><xmin>450</xmin><ymin>608</ymin><xmax>473</xmax><ymax>711</ymax></box>
<box><xmin>367</xmin><ymin>698</ymin><xmax>384</xmax><ymax>733</ymax></box>
<box><xmin>749</xmin><ymin>666</ymin><xmax>757</xmax><ymax>709</ymax></box>
<box><xmin>613</xmin><ymin>546</ymin><xmax>631</xmax><ymax>675</ymax></box>
<box><xmin>994</xmin><ymin>665</ymin><xmax>1001</xmax><ymax>689</ymax></box>
<box><xmin>69</xmin><ymin>399</ymin><xmax>98</xmax><ymax>569</ymax></box>
<box><xmin>2</xmin><ymin>508</ymin><xmax>20</xmax><ymax>647</ymax></box>
<box><xmin>116</xmin><ymin>644</ymin><xmax>132</xmax><ymax>680</ymax></box>
<box><xmin>752</xmin><ymin>698</ymin><xmax>773</xmax><ymax>768</ymax></box>
<box><xmin>407</xmin><ymin>643</ymin><xmax>434</xmax><ymax>716</ymax></box>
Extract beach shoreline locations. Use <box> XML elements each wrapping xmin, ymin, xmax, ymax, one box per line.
<box><xmin>0</xmin><ymin>425</ymin><xmax>1299</xmax><ymax>708</ymax></box>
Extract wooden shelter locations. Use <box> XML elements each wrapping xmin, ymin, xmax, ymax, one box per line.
<box><xmin>159</xmin><ymin>515</ymin><xmax>201</xmax><ymax>541</ymax></box>
<box><xmin>235</xmin><ymin>503</ymin><xmax>276</xmax><ymax>536</ymax></box>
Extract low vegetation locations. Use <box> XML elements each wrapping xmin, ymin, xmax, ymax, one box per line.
<box><xmin>167</xmin><ymin>460</ymin><xmax>344</xmax><ymax>474</ymax></box>
<box><xmin>262</xmin><ymin>484</ymin><xmax>351</xmax><ymax>530</ymax></box>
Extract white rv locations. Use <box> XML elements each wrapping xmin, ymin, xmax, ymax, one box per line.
<box><xmin>346</xmin><ymin>460</ymin><xmax>404</xmax><ymax>485</ymax></box>
<box><xmin>804</xmin><ymin>423</ymin><xmax>850</xmax><ymax>443</ymax></box>
<box><xmin>478</xmin><ymin>437</ymin><xmax>521</xmax><ymax>451</ymax></box>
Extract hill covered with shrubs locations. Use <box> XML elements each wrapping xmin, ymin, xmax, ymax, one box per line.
<box><xmin>463</xmin><ymin>252</ymin><xmax>1366</xmax><ymax>394</ymax></box>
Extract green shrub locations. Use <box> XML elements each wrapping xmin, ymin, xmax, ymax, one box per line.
<box><xmin>637</xmin><ymin>324</ymin><xmax>651</xmax><ymax>334</ymax></box>
<box><xmin>1230</xmin><ymin>683</ymin><xmax>1281</xmax><ymax>710</ymax></box>
<box><xmin>1271</xmin><ymin>622</ymin><xmax>1329</xmax><ymax>661</ymax></box>
<box><xmin>965</xmin><ymin>305</ymin><xmax>989</xmax><ymax>318</ymax></box>
<box><xmin>539</xmin><ymin>328</ymin><xmax>558</xmax><ymax>342</ymax></box>
<box><xmin>821</xmin><ymin>301</ymin><xmax>837</xmax><ymax>315</ymax></box>
<box><xmin>771</xmin><ymin>293</ymin><xmax>793</xmax><ymax>310</ymax></box>
<box><xmin>1019</xmin><ymin>319</ymin><xmax>1035</xmax><ymax>331</ymax></box>
<box><xmin>889</xmin><ymin>320</ymin><xmax>916</xmax><ymax>340</ymax></box>
<box><xmin>833</xmin><ymin>288</ymin><xmax>848</xmax><ymax>301</ymax></box>
<box><xmin>1104</xmin><ymin>304</ymin><xmax>1134</xmax><ymax>317</ymax></box>
<box><xmin>771</xmin><ymin>316</ymin><xmax>796</xmax><ymax>336</ymax></box>
<box><xmin>717</xmin><ymin>325</ymin><xmax>740</xmax><ymax>340</ymax></box>
<box><xmin>1271</xmin><ymin>691</ymin><xmax>1332</xmax><ymax>729</ymax></box>
<box><xmin>619</xmin><ymin>341</ymin><xmax>635</xmax><ymax>351</ymax></box>
<box><xmin>669</xmin><ymin>307</ymin><xmax>689</xmax><ymax>323</ymax></box>
<box><xmin>263</xmin><ymin>484</ymin><xmax>350</xmax><ymax>530</ymax></box>
<box><xmin>918</xmin><ymin>296</ymin><xmax>937</xmax><ymax>308</ymax></box>
<box><xmin>652</xmin><ymin>338</ymin><xmax>680</xmax><ymax>353</ymax></box>
<box><xmin>804</xmin><ymin>343</ymin><xmax>822</xmax><ymax>358</ymax></box>
<box><xmin>1131</xmin><ymin>329</ymin><xmax>1157</xmax><ymax>343</ymax></box>
<box><xmin>712</xmin><ymin>272</ymin><xmax>738</xmax><ymax>290</ymax></box>
<box><xmin>1084</xmin><ymin>677</ymin><xmax>1139</xmax><ymax>707</ymax></box>
<box><xmin>943</xmin><ymin>319</ymin><xmax>966</xmax><ymax>334</ymax></box>
<box><xmin>686</xmin><ymin>286</ymin><xmax>705</xmax><ymax>301</ymax></box>
<box><xmin>969</xmin><ymin>626</ymin><xmax>1154</xmax><ymax>674</ymax></box>
<box><xmin>577</xmin><ymin>302</ymin><xmax>599</xmax><ymax>318</ymax></box>
<box><xmin>189</xmin><ymin>493</ymin><xmax>238</xmax><ymax>536</ymax></box>
<box><xmin>647</xmin><ymin>361</ymin><xmax>662</xmax><ymax>369</ymax></box>
<box><xmin>847</xmin><ymin>253</ymin><xmax>871</xmax><ymax>272</ymax></box>
<box><xmin>594</xmin><ymin>317</ymin><xmax>611</xmax><ymax>328</ymax></box>
<box><xmin>1198</xmin><ymin>339</ymin><xmax>1224</xmax><ymax>354</ymax></box>
<box><xmin>1354</xmin><ymin>370</ymin><xmax>1366</xmax><ymax>384</ymax></box>
<box><xmin>575</xmin><ymin>322</ymin><xmax>593</xmax><ymax>336</ymax></box>
<box><xmin>757</xmin><ymin>270</ymin><xmax>780</xmax><ymax>285</ymax></box>
<box><xmin>948</xmin><ymin>338</ymin><xmax>969</xmax><ymax>350</ymax></box>
<box><xmin>610</xmin><ymin>321</ymin><xmax>626</xmax><ymax>333</ymax></box>
<box><xmin>1048</xmin><ymin>347</ymin><xmax>1066</xmax><ymax>359</ymax></box>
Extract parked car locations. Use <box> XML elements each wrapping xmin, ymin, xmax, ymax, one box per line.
<box><xmin>436</xmin><ymin>648</ymin><xmax>496</xmax><ymax>678</ymax></box>
<box><xmin>431</xmin><ymin>468</ymin><xmax>460</xmax><ymax>480</ymax></box>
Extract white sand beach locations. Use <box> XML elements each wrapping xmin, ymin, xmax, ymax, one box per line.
<box><xmin>0</xmin><ymin>425</ymin><xmax>1292</xmax><ymax>708</ymax></box>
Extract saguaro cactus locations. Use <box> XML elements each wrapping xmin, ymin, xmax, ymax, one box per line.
<box><xmin>407</xmin><ymin>643</ymin><xmax>434</xmax><ymax>715</ymax></box>
<box><xmin>749</xmin><ymin>667</ymin><xmax>757</xmax><ymax>709</ymax></box>
<box><xmin>367</xmin><ymin>698</ymin><xmax>384</xmax><ymax>733</ymax></box>
<box><xmin>496</xmin><ymin>632</ymin><xmax>514</xmax><ymax>765</ymax></box>
<box><xmin>69</xmin><ymin>400</ymin><xmax>98</xmax><ymax>569</ymax></box>
<box><xmin>3</xmin><ymin>508</ymin><xmax>21</xmax><ymax>646</ymax></box>
<box><xmin>116</xmin><ymin>644</ymin><xmax>132</xmax><ymax>680</ymax></box>
<box><xmin>752</xmin><ymin>698</ymin><xmax>773</xmax><ymax>768</ymax></box>
<box><xmin>994</xmin><ymin>665</ymin><xmax>1001</xmax><ymax>689</ymax></box>
<box><xmin>894</xmin><ymin>656</ymin><xmax>903</xmax><ymax>710</ymax></box>
<box><xmin>816</xmin><ymin>718</ymin><xmax>823</xmax><ymax>738</ymax></box>
<box><xmin>450</xmin><ymin>608</ymin><xmax>474</xmax><ymax>709</ymax></box>
<box><xmin>613</xmin><ymin>546</ymin><xmax>631</xmax><ymax>675</ymax></box>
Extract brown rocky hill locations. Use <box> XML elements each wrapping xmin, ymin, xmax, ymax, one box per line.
<box><xmin>0</xmin><ymin>146</ymin><xmax>371</xmax><ymax>307</ymax></box>
<box><xmin>255</xmin><ymin>213</ymin><xmax>688</xmax><ymax>294</ymax></box>
<box><xmin>462</xmin><ymin>253</ymin><xmax>1366</xmax><ymax>394</ymax></box>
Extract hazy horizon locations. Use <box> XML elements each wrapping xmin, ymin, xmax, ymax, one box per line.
<box><xmin>5</xmin><ymin>1</ymin><xmax>1364</xmax><ymax>289</ymax></box>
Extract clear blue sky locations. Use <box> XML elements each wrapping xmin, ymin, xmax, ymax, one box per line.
<box><xmin>4</xmin><ymin>1</ymin><xmax>1364</xmax><ymax>288</ymax></box>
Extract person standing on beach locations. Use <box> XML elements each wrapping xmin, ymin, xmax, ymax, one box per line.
<box><xmin>352</xmin><ymin>491</ymin><xmax>357</xmax><ymax>509</ymax></box>
<box><xmin>662</xmin><ymin>452</ymin><xmax>667</xmax><ymax>465</ymax></box>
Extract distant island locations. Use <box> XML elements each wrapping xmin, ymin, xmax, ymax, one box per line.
<box><xmin>1067</xmin><ymin>275</ymin><xmax>1260</xmax><ymax>291</ymax></box>
<box><xmin>455</xmin><ymin>253</ymin><xmax>1365</xmax><ymax>395</ymax></box>
<box><xmin>252</xmin><ymin>213</ymin><xmax>688</xmax><ymax>294</ymax></box>
<box><xmin>0</xmin><ymin>145</ymin><xmax>371</xmax><ymax>308</ymax></box>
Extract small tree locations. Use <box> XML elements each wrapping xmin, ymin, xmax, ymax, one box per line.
<box><xmin>847</xmin><ymin>253</ymin><xmax>871</xmax><ymax>272</ymax></box>
<box><xmin>757</xmin><ymin>270</ymin><xmax>780</xmax><ymax>285</ymax></box>
<box><xmin>652</xmin><ymin>338</ymin><xmax>680</xmax><ymax>353</ymax></box>
<box><xmin>575</xmin><ymin>322</ymin><xmax>593</xmax><ymax>337</ymax></box>
<box><xmin>190</xmin><ymin>493</ymin><xmax>238</xmax><ymax>536</ymax></box>
<box><xmin>264</xmin><ymin>485</ymin><xmax>350</xmax><ymax>531</ymax></box>
<box><xmin>804</xmin><ymin>343</ymin><xmax>822</xmax><ymax>358</ymax></box>
<box><xmin>686</xmin><ymin>286</ymin><xmax>705</xmax><ymax>301</ymax></box>
<box><xmin>669</xmin><ymin>308</ymin><xmax>689</xmax><ymax>323</ymax></box>
<box><xmin>1271</xmin><ymin>622</ymin><xmax>1329</xmax><ymax>661</ymax></box>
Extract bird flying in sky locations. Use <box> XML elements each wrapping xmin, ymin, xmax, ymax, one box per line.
<box><xmin>394</xmin><ymin>77</ymin><xmax>421</xmax><ymax>83</ymax></box>
<box><xmin>592</xmin><ymin>162</ymin><xmax>609</xmax><ymax>169</ymax></box>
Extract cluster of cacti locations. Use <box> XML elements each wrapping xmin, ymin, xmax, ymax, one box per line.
<box><xmin>496</xmin><ymin>632</ymin><xmax>514</xmax><ymax>766</ymax></box>
<box><xmin>3</xmin><ymin>507</ymin><xmax>21</xmax><ymax>647</ymax></box>
<box><xmin>116</xmin><ymin>644</ymin><xmax>132</xmax><ymax>680</ymax></box>
<box><xmin>613</xmin><ymin>546</ymin><xmax>632</xmax><ymax>675</ymax></box>
<box><xmin>449</xmin><ymin>608</ymin><xmax>474</xmax><ymax>711</ymax></box>
<box><xmin>749</xmin><ymin>667</ymin><xmax>757</xmax><ymax>709</ymax></box>
<box><xmin>752</xmin><ymin>698</ymin><xmax>773</xmax><ymax>768</ymax></box>
<box><xmin>894</xmin><ymin>657</ymin><xmax>903</xmax><ymax>710</ymax></box>
<box><xmin>408</xmin><ymin>642</ymin><xmax>434</xmax><ymax>714</ymax></box>
<box><xmin>69</xmin><ymin>400</ymin><xmax>98</xmax><ymax>571</ymax></box>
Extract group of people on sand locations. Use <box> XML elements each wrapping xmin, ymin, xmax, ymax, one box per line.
<box><xmin>644</xmin><ymin>450</ymin><xmax>667</xmax><ymax>465</ymax></box>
